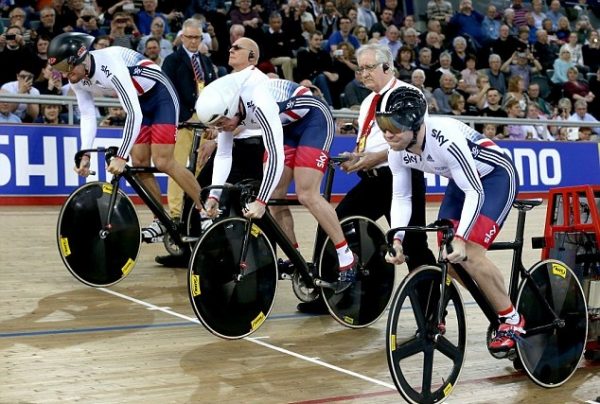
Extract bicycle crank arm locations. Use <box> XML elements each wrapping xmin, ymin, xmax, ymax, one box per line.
<box><xmin>180</xmin><ymin>236</ymin><xmax>200</xmax><ymax>243</ymax></box>
<box><xmin>313</xmin><ymin>278</ymin><xmax>336</xmax><ymax>290</ymax></box>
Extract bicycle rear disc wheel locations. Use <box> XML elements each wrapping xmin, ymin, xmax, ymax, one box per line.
<box><xmin>57</xmin><ymin>182</ymin><xmax>141</xmax><ymax>287</ymax></box>
<box><xmin>188</xmin><ymin>217</ymin><xmax>277</xmax><ymax>339</ymax></box>
<box><xmin>386</xmin><ymin>266</ymin><xmax>466</xmax><ymax>404</ymax></box>
<box><xmin>516</xmin><ymin>259</ymin><xmax>588</xmax><ymax>387</ymax></box>
<box><xmin>319</xmin><ymin>216</ymin><xmax>395</xmax><ymax>328</ymax></box>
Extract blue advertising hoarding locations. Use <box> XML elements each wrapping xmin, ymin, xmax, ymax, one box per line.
<box><xmin>0</xmin><ymin>124</ymin><xmax>599</xmax><ymax>202</ymax></box>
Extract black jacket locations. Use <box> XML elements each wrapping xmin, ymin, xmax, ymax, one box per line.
<box><xmin>162</xmin><ymin>46</ymin><xmax>217</xmax><ymax>122</ymax></box>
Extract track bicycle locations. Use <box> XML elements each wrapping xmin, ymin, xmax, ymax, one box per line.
<box><xmin>187</xmin><ymin>157</ymin><xmax>396</xmax><ymax>339</ymax></box>
<box><xmin>385</xmin><ymin>199</ymin><xmax>588</xmax><ymax>404</ymax></box>
<box><xmin>57</xmin><ymin>122</ymin><xmax>208</xmax><ymax>287</ymax></box>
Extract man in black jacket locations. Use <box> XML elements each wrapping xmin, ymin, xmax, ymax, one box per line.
<box><xmin>156</xmin><ymin>18</ymin><xmax>217</xmax><ymax>267</ymax></box>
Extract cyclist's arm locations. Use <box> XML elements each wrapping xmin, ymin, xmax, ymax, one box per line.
<box><xmin>74</xmin><ymin>86</ymin><xmax>97</xmax><ymax>150</ymax></box>
<box><xmin>209</xmin><ymin>131</ymin><xmax>234</xmax><ymax>200</ymax></box>
<box><xmin>254</xmin><ymin>96</ymin><xmax>284</xmax><ymax>205</ymax></box>
<box><xmin>388</xmin><ymin>150</ymin><xmax>413</xmax><ymax>241</ymax></box>
<box><xmin>444</xmin><ymin>140</ymin><xmax>484</xmax><ymax>240</ymax></box>
<box><xmin>109</xmin><ymin>66</ymin><xmax>143</xmax><ymax>159</ymax></box>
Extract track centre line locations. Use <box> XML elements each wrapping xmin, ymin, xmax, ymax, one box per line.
<box><xmin>98</xmin><ymin>287</ymin><xmax>397</xmax><ymax>390</ymax></box>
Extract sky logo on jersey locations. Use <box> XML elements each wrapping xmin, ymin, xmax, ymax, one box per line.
<box><xmin>471</xmin><ymin>146</ymin><xmax>480</xmax><ymax>158</ymax></box>
<box><xmin>316</xmin><ymin>152</ymin><xmax>327</xmax><ymax>169</ymax></box>
<box><xmin>432</xmin><ymin>129</ymin><xmax>448</xmax><ymax>147</ymax></box>
<box><xmin>403</xmin><ymin>154</ymin><xmax>419</xmax><ymax>164</ymax></box>
<box><xmin>484</xmin><ymin>224</ymin><xmax>498</xmax><ymax>244</ymax></box>
<box><xmin>101</xmin><ymin>65</ymin><xmax>112</xmax><ymax>78</ymax></box>
<box><xmin>246</xmin><ymin>100</ymin><xmax>256</xmax><ymax>111</ymax></box>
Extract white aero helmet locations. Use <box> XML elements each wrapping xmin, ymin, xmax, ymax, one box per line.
<box><xmin>195</xmin><ymin>70</ymin><xmax>251</xmax><ymax>125</ymax></box>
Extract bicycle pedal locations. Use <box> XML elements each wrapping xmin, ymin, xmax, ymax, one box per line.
<box><xmin>180</xmin><ymin>236</ymin><xmax>200</xmax><ymax>243</ymax></box>
<box><xmin>143</xmin><ymin>236</ymin><xmax>164</xmax><ymax>243</ymax></box>
<box><xmin>279</xmin><ymin>273</ymin><xmax>293</xmax><ymax>280</ymax></box>
<box><xmin>313</xmin><ymin>278</ymin><xmax>335</xmax><ymax>289</ymax></box>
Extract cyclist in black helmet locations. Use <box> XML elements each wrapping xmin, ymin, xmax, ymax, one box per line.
<box><xmin>48</xmin><ymin>32</ymin><xmax>203</xmax><ymax>242</ymax></box>
<box><xmin>380</xmin><ymin>86</ymin><xmax>525</xmax><ymax>352</ymax></box>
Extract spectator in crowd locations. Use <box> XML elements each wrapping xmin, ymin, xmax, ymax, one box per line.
<box><xmin>569</xmin><ymin>99</ymin><xmax>600</xmax><ymax>135</ymax></box>
<box><xmin>432</xmin><ymin>72</ymin><xmax>457</xmax><ymax>113</ymax></box>
<box><xmin>533</xmin><ymin>29</ymin><xmax>560</xmax><ymax>71</ymax></box>
<box><xmin>524</xmin><ymin>12</ymin><xmax>539</xmax><ymax>44</ymax></box>
<box><xmin>334</xmin><ymin>0</ymin><xmax>354</xmax><ymax>17</ymax></box>
<box><xmin>510</xmin><ymin>0</ymin><xmax>529</xmax><ymax>28</ymax></box>
<box><xmin>546</xmin><ymin>0</ymin><xmax>565</xmax><ymax>31</ymax></box>
<box><xmin>31</xmin><ymin>35</ymin><xmax>51</xmax><ymax>80</ymax></box>
<box><xmin>563</xmin><ymin>66</ymin><xmax>594</xmax><ymax>104</ymax></box>
<box><xmin>449</xmin><ymin>92</ymin><xmax>467</xmax><ymax>116</ymax></box>
<box><xmin>36</xmin><ymin>6</ymin><xmax>61</xmax><ymax>40</ymax></box>
<box><xmin>480</xmin><ymin>87</ymin><xmax>508</xmax><ymax>135</ymax></box>
<box><xmin>99</xmin><ymin>106</ymin><xmax>127</xmax><ymax>126</ymax></box>
<box><xmin>264</xmin><ymin>11</ymin><xmax>297</xmax><ymax>81</ymax></box>
<box><xmin>143</xmin><ymin>37</ymin><xmax>163</xmax><ymax>65</ymax></box>
<box><xmin>411</xmin><ymin>68</ymin><xmax>438</xmax><ymax>113</ymax></box>
<box><xmin>551</xmin><ymin>47</ymin><xmax>576</xmax><ymax>84</ymax></box>
<box><xmin>34</xmin><ymin>104</ymin><xmax>68</xmax><ymax>124</ymax></box>
<box><xmin>577</xmin><ymin>126</ymin><xmax>598</xmax><ymax>142</ymax></box>
<box><xmin>450</xmin><ymin>36</ymin><xmax>469</xmax><ymax>71</ymax></box>
<box><xmin>561</xmin><ymin>32</ymin><xmax>584</xmax><ymax>69</ymax></box>
<box><xmin>353</xmin><ymin>25</ymin><xmax>370</xmax><ymax>45</ymax></box>
<box><xmin>370</xmin><ymin>7</ymin><xmax>394</xmax><ymax>39</ymax></box>
<box><xmin>62</xmin><ymin>0</ymin><xmax>86</xmax><ymax>32</ymax></box>
<box><xmin>527</xmin><ymin>103</ymin><xmax>555</xmax><ymax>140</ymax></box>
<box><xmin>399</xmin><ymin>14</ymin><xmax>419</xmax><ymax>39</ymax></box>
<box><xmin>575</xmin><ymin>15</ymin><xmax>593</xmax><ymax>44</ymax></box>
<box><xmin>419</xmin><ymin>19</ymin><xmax>445</xmax><ymax>46</ymax></box>
<box><xmin>527</xmin><ymin>82</ymin><xmax>552</xmax><ymax>115</ymax></box>
<box><xmin>8</xmin><ymin>8</ymin><xmax>32</xmax><ymax>43</ymax></box>
<box><xmin>327</xmin><ymin>15</ymin><xmax>361</xmax><ymax>53</ymax></box>
<box><xmin>296</xmin><ymin>30</ymin><xmax>338</xmax><ymax>106</ymax></box>
<box><xmin>491</xmin><ymin>24</ymin><xmax>521</xmax><ymax>63</ymax></box>
<box><xmin>331</xmin><ymin>42</ymin><xmax>358</xmax><ymax>108</ymax></box>
<box><xmin>427</xmin><ymin>0</ymin><xmax>453</xmax><ymax>26</ymax></box>
<box><xmin>550</xmin><ymin>97</ymin><xmax>574</xmax><ymax>138</ymax></box>
<box><xmin>415</xmin><ymin>47</ymin><xmax>437</xmax><ymax>90</ymax></box>
<box><xmin>379</xmin><ymin>24</ymin><xmax>401</xmax><ymax>59</ymax></box>
<box><xmin>384</xmin><ymin>0</ymin><xmax>404</xmax><ymax>28</ymax></box>
<box><xmin>582</xmin><ymin>30</ymin><xmax>600</xmax><ymax>73</ymax></box>
<box><xmin>434</xmin><ymin>51</ymin><xmax>459</xmax><ymax>85</ymax></box>
<box><xmin>137</xmin><ymin>16</ymin><xmax>174</xmax><ymax>59</ymax></box>
<box><xmin>317</xmin><ymin>1</ymin><xmax>340</xmax><ymax>39</ymax></box>
<box><xmin>466</xmin><ymin>73</ymin><xmax>490</xmax><ymax>110</ymax></box>
<box><xmin>395</xmin><ymin>45</ymin><xmax>415</xmax><ymax>82</ymax></box>
<box><xmin>460</xmin><ymin>54</ymin><xmax>478</xmax><ymax>94</ymax></box>
<box><xmin>35</xmin><ymin>64</ymin><xmax>64</xmax><ymax>96</ymax></box>
<box><xmin>0</xmin><ymin>89</ymin><xmax>22</xmax><ymax>123</ymax></box>
<box><xmin>501</xmin><ymin>48</ymin><xmax>542</xmax><ymax>88</ymax></box>
<box><xmin>52</xmin><ymin>0</ymin><xmax>73</xmax><ymax>33</ymax></box>
<box><xmin>483</xmin><ymin>53</ymin><xmax>507</xmax><ymax>95</ymax></box>
<box><xmin>423</xmin><ymin>30</ymin><xmax>444</xmax><ymax>65</ymax></box>
<box><xmin>502</xmin><ymin>98</ymin><xmax>535</xmax><ymax>140</ymax></box>
<box><xmin>483</xmin><ymin>123</ymin><xmax>499</xmax><ymax>139</ymax></box>
<box><xmin>502</xmin><ymin>74</ymin><xmax>529</xmax><ymax>115</ymax></box>
<box><xmin>342</xmin><ymin>78</ymin><xmax>371</xmax><ymax>107</ymax></box>
<box><xmin>481</xmin><ymin>4</ymin><xmax>501</xmax><ymax>44</ymax></box>
<box><xmin>542</xmin><ymin>18</ymin><xmax>560</xmax><ymax>44</ymax></box>
<box><xmin>230</xmin><ymin>0</ymin><xmax>263</xmax><ymax>41</ymax></box>
<box><xmin>555</xmin><ymin>16</ymin><xmax>571</xmax><ymax>44</ymax></box>
<box><xmin>555</xmin><ymin>127</ymin><xmax>570</xmax><ymax>141</ymax></box>
<box><xmin>502</xmin><ymin>8</ymin><xmax>518</xmax><ymax>37</ymax></box>
<box><xmin>402</xmin><ymin>27</ymin><xmax>420</xmax><ymax>51</ymax></box>
<box><xmin>109</xmin><ymin>12</ymin><xmax>140</xmax><ymax>49</ymax></box>
<box><xmin>0</xmin><ymin>69</ymin><xmax>40</xmax><ymax>122</ymax></box>
<box><xmin>74</xmin><ymin>6</ymin><xmax>105</xmax><ymax>38</ymax></box>
<box><xmin>530</xmin><ymin>0</ymin><xmax>546</xmax><ymax>29</ymax></box>
<box><xmin>356</xmin><ymin>0</ymin><xmax>377</xmax><ymax>31</ymax></box>
<box><xmin>93</xmin><ymin>35</ymin><xmax>111</xmax><ymax>49</ymax></box>
<box><xmin>136</xmin><ymin>0</ymin><xmax>180</xmax><ymax>36</ymax></box>
<box><xmin>516</xmin><ymin>25</ymin><xmax>533</xmax><ymax>48</ymax></box>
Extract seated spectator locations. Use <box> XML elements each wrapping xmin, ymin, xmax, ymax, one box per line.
<box><xmin>331</xmin><ymin>42</ymin><xmax>358</xmax><ymax>108</ymax></box>
<box><xmin>427</xmin><ymin>0</ymin><xmax>453</xmax><ymax>26</ymax></box>
<box><xmin>546</xmin><ymin>0</ymin><xmax>565</xmax><ymax>31</ymax></box>
<box><xmin>93</xmin><ymin>35</ymin><xmax>111</xmax><ymax>49</ymax></box>
<box><xmin>419</xmin><ymin>19</ymin><xmax>446</xmax><ymax>47</ymax></box>
<box><xmin>317</xmin><ymin>1</ymin><xmax>340</xmax><ymax>39</ymax></box>
<box><xmin>449</xmin><ymin>92</ymin><xmax>466</xmax><ymax>116</ymax></box>
<box><xmin>569</xmin><ymin>99</ymin><xmax>600</xmax><ymax>136</ymax></box>
<box><xmin>395</xmin><ymin>45</ymin><xmax>415</xmax><ymax>82</ymax></box>
<box><xmin>483</xmin><ymin>54</ymin><xmax>507</xmax><ymax>95</ymax></box>
<box><xmin>481</xmin><ymin>4</ymin><xmax>501</xmax><ymax>45</ymax></box>
<box><xmin>541</xmin><ymin>18</ymin><xmax>560</xmax><ymax>45</ymax></box>
<box><xmin>491</xmin><ymin>24</ymin><xmax>521</xmax><ymax>64</ymax></box>
<box><xmin>36</xmin><ymin>6</ymin><xmax>61</xmax><ymax>40</ymax></box>
<box><xmin>356</xmin><ymin>0</ymin><xmax>377</xmax><ymax>31</ymax></box>
<box><xmin>264</xmin><ymin>11</ymin><xmax>297</xmax><ymax>81</ymax></box>
<box><xmin>342</xmin><ymin>78</ymin><xmax>370</xmax><ymax>108</ymax></box>
<box><xmin>479</xmin><ymin>87</ymin><xmax>508</xmax><ymax>133</ymax></box>
<box><xmin>502</xmin><ymin>75</ymin><xmax>529</xmax><ymax>116</ymax></box>
<box><xmin>551</xmin><ymin>48</ymin><xmax>575</xmax><ymax>84</ymax></box>
<box><xmin>0</xmin><ymin>89</ymin><xmax>22</xmax><ymax>123</ymax></box>
<box><xmin>99</xmin><ymin>106</ymin><xmax>127</xmax><ymax>126</ymax></box>
<box><xmin>34</xmin><ymin>64</ymin><xmax>64</xmax><ymax>96</ymax></box>
<box><xmin>466</xmin><ymin>73</ymin><xmax>490</xmax><ymax>110</ymax></box>
<box><xmin>582</xmin><ymin>30</ymin><xmax>600</xmax><ymax>73</ymax></box>
<box><xmin>460</xmin><ymin>54</ymin><xmax>478</xmax><ymax>94</ymax></box>
<box><xmin>369</xmin><ymin>8</ymin><xmax>394</xmax><ymax>39</ymax></box>
<box><xmin>415</xmin><ymin>47</ymin><xmax>437</xmax><ymax>90</ymax></box>
<box><xmin>379</xmin><ymin>25</ymin><xmax>402</xmax><ymax>60</ymax></box>
<box><xmin>533</xmin><ymin>29</ymin><xmax>560</xmax><ymax>71</ymax></box>
<box><xmin>432</xmin><ymin>72</ymin><xmax>457</xmax><ymax>114</ymax></box>
<box><xmin>7</xmin><ymin>8</ymin><xmax>32</xmax><ymax>44</ymax></box>
<box><xmin>502</xmin><ymin>9</ymin><xmax>518</xmax><ymax>37</ymax></box>
<box><xmin>527</xmin><ymin>82</ymin><xmax>552</xmax><ymax>115</ymax></box>
<box><xmin>575</xmin><ymin>15</ymin><xmax>592</xmax><ymax>45</ymax></box>
<box><xmin>563</xmin><ymin>66</ymin><xmax>594</xmax><ymax>104</ymax></box>
<box><xmin>0</xmin><ymin>69</ymin><xmax>39</xmax><ymax>123</ymax></box>
<box><xmin>510</xmin><ymin>0</ymin><xmax>530</xmax><ymax>28</ymax></box>
<box><xmin>555</xmin><ymin>16</ymin><xmax>571</xmax><ymax>45</ymax></box>
<box><xmin>516</xmin><ymin>25</ymin><xmax>532</xmax><ymax>49</ymax></box>
<box><xmin>0</xmin><ymin>25</ymin><xmax>37</xmax><ymax>86</ymax></box>
<box><xmin>137</xmin><ymin>16</ymin><xmax>174</xmax><ymax>60</ymax></box>
<box><xmin>402</xmin><ymin>28</ymin><xmax>420</xmax><ymax>51</ymax></box>
<box><xmin>531</xmin><ymin>0</ymin><xmax>546</xmax><ymax>29</ymax></box>
<box><xmin>483</xmin><ymin>123</ymin><xmax>499</xmax><ymax>139</ymax></box>
<box><xmin>384</xmin><ymin>0</ymin><xmax>404</xmax><ymax>28</ymax></box>
<box><xmin>423</xmin><ymin>31</ymin><xmax>444</xmax><ymax>66</ymax></box>
<box><xmin>327</xmin><ymin>15</ymin><xmax>361</xmax><ymax>53</ymax></box>
<box><xmin>450</xmin><ymin>36</ymin><xmax>469</xmax><ymax>71</ymax></box>
<box><xmin>399</xmin><ymin>15</ymin><xmax>420</xmax><ymax>39</ymax></box>
<box><xmin>502</xmin><ymin>99</ymin><xmax>536</xmax><ymax>140</ymax></box>
<box><xmin>448</xmin><ymin>0</ymin><xmax>484</xmax><ymax>50</ymax></box>
<box><xmin>500</xmin><ymin>49</ymin><xmax>542</xmax><ymax>88</ymax></box>
<box><xmin>525</xmin><ymin>103</ymin><xmax>554</xmax><ymax>140</ymax></box>
<box><xmin>136</xmin><ymin>0</ymin><xmax>180</xmax><ymax>36</ymax></box>
<box><xmin>34</xmin><ymin>104</ymin><xmax>67</xmax><ymax>124</ymax></box>
<box><xmin>32</xmin><ymin>35</ymin><xmax>52</xmax><ymax>80</ymax></box>
<box><xmin>561</xmin><ymin>33</ymin><xmax>584</xmax><ymax>69</ymax></box>
<box><xmin>109</xmin><ymin>12</ymin><xmax>141</xmax><ymax>49</ymax></box>
<box><xmin>555</xmin><ymin>127</ymin><xmax>570</xmax><ymax>141</ymax></box>
<box><xmin>296</xmin><ymin>31</ymin><xmax>338</xmax><ymax>106</ymax></box>
<box><xmin>143</xmin><ymin>37</ymin><xmax>163</xmax><ymax>66</ymax></box>
<box><xmin>354</xmin><ymin>25</ymin><xmax>369</xmax><ymax>45</ymax></box>
<box><xmin>73</xmin><ymin>6</ymin><xmax>106</xmax><ymax>37</ymax></box>
<box><xmin>411</xmin><ymin>68</ymin><xmax>439</xmax><ymax>113</ymax></box>
<box><xmin>433</xmin><ymin>51</ymin><xmax>459</xmax><ymax>86</ymax></box>
<box><xmin>549</xmin><ymin>97</ymin><xmax>573</xmax><ymax>138</ymax></box>
<box><xmin>577</xmin><ymin>126</ymin><xmax>598</xmax><ymax>142</ymax></box>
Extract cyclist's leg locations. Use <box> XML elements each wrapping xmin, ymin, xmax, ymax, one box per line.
<box><xmin>130</xmin><ymin>132</ymin><xmax>163</xmax><ymax>203</ymax></box>
<box><xmin>166</xmin><ymin>125</ymin><xmax>194</xmax><ymax>219</ymax></box>
<box><xmin>268</xmin><ymin>165</ymin><xmax>297</xmax><ymax>246</ymax></box>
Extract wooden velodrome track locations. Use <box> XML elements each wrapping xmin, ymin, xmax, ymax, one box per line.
<box><xmin>1</xmin><ymin>201</ymin><xmax>599</xmax><ymax>403</ymax></box>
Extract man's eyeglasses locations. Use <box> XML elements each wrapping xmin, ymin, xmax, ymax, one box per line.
<box><xmin>10</xmin><ymin>14</ymin><xmax>25</xmax><ymax>19</ymax></box>
<box><xmin>182</xmin><ymin>34</ymin><xmax>201</xmax><ymax>40</ymax></box>
<box><xmin>230</xmin><ymin>44</ymin><xmax>251</xmax><ymax>52</ymax></box>
<box><xmin>81</xmin><ymin>15</ymin><xmax>95</xmax><ymax>22</ymax></box>
<box><xmin>356</xmin><ymin>63</ymin><xmax>382</xmax><ymax>74</ymax></box>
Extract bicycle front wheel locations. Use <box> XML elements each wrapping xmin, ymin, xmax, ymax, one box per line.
<box><xmin>319</xmin><ymin>216</ymin><xmax>395</xmax><ymax>328</ymax></box>
<box><xmin>516</xmin><ymin>259</ymin><xmax>588</xmax><ymax>388</ymax></box>
<box><xmin>57</xmin><ymin>182</ymin><xmax>141</xmax><ymax>287</ymax></box>
<box><xmin>387</xmin><ymin>266</ymin><xmax>466</xmax><ymax>404</ymax></box>
<box><xmin>188</xmin><ymin>217</ymin><xmax>278</xmax><ymax>339</ymax></box>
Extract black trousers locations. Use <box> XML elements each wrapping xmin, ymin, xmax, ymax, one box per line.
<box><xmin>335</xmin><ymin>166</ymin><xmax>436</xmax><ymax>270</ymax></box>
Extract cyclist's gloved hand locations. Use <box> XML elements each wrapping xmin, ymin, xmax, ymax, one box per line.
<box><xmin>445</xmin><ymin>237</ymin><xmax>467</xmax><ymax>263</ymax></box>
<box><xmin>243</xmin><ymin>200</ymin><xmax>266</xmax><ymax>219</ymax></box>
<box><xmin>74</xmin><ymin>154</ymin><xmax>91</xmax><ymax>177</ymax></box>
<box><xmin>107</xmin><ymin>156</ymin><xmax>127</xmax><ymax>175</ymax></box>
<box><xmin>205</xmin><ymin>197</ymin><xmax>220</xmax><ymax>218</ymax></box>
<box><xmin>385</xmin><ymin>239</ymin><xmax>406</xmax><ymax>265</ymax></box>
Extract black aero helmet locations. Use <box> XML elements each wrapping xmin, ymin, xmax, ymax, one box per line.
<box><xmin>48</xmin><ymin>32</ymin><xmax>95</xmax><ymax>73</ymax></box>
<box><xmin>375</xmin><ymin>86</ymin><xmax>427</xmax><ymax>134</ymax></box>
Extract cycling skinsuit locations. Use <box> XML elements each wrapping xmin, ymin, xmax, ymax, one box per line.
<box><xmin>388</xmin><ymin>116</ymin><xmax>519</xmax><ymax>248</ymax></box>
